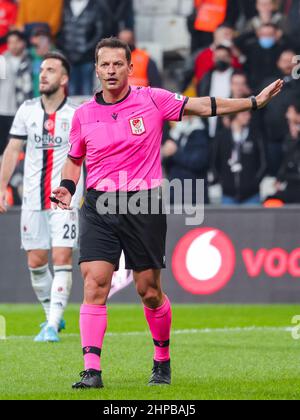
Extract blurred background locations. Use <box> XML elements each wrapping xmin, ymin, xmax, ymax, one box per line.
<box><xmin>1</xmin><ymin>0</ymin><xmax>300</xmax><ymax>303</ymax></box>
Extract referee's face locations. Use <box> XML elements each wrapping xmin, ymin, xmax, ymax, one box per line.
<box><xmin>96</xmin><ymin>47</ymin><xmax>133</xmax><ymax>93</ymax></box>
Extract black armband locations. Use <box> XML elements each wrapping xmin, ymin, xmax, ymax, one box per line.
<box><xmin>250</xmin><ymin>96</ymin><xmax>258</xmax><ymax>111</ymax></box>
<box><xmin>60</xmin><ymin>179</ymin><xmax>76</xmax><ymax>196</ymax></box>
<box><xmin>210</xmin><ymin>97</ymin><xmax>217</xmax><ymax>117</ymax></box>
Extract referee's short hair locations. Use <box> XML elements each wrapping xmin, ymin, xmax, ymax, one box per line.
<box><xmin>43</xmin><ymin>52</ymin><xmax>71</xmax><ymax>77</ymax></box>
<box><xmin>95</xmin><ymin>37</ymin><xmax>132</xmax><ymax>64</ymax></box>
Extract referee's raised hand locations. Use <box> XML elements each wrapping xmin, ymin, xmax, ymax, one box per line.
<box><xmin>51</xmin><ymin>187</ymin><xmax>72</xmax><ymax>211</ymax></box>
<box><xmin>256</xmin><ymin>79</ymin><xmax>284</xmax><ymax>109</ymax></box>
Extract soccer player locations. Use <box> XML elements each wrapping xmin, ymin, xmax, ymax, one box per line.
<box><xmin>52</xmin><ymin>38</ymin><xmax>283</xmax><ymax>389</ymax></box>
<box><xmin>0</xmin><ymin>52</ymin><xmax>84</xmax><ymax>343</ymax></box>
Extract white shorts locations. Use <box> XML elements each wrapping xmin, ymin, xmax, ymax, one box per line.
<box><xmin>21</xmin><ymin>208</ymin><xmax>79</xmax><ymax>251</ymax></box>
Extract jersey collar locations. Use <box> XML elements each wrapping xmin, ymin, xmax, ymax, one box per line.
<box><xmin>40</xmin><ymin>96</ymin><xmax>68</xmax><ymax>113</ymax></box>
<box><xmin>95</xmin><ymin>87</ymin><xmax>131</xmax><ymax>106</ymax></box>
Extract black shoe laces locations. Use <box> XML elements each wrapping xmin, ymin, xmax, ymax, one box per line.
<box><xmin>80</xmin><ymin>370</ymin><xmax>92</xmax><ymax>379</ymax></box>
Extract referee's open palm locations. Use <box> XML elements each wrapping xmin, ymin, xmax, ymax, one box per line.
<box><xmin>256</xmin><ymin>79</ymin><xmax>284</xmax><ymax>109</ymax></box>
<box><xmin>51</xmin><ymin>187</ymin><xmax>72</xmax><ymax>211</ymax></box>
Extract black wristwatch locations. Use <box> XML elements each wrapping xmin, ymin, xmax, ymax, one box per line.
<box><xmin>250</xmin><ymin>96</ymin><xmax>258</xmax><ymax>111</ymax></box>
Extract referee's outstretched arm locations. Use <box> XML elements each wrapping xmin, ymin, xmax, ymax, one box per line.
<box><xmin>184</xmin><ymin>79</ymin><xmax>284</xmax><ymax>117</ymax></box>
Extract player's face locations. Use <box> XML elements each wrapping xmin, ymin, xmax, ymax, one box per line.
<box><xmin>96</xmin><ymin>48</ymin><xmax>133</xmax><ymax>93</ymax></box>
<box><xmin>39</xmin><ymin>59</ymin><xmax>68</xmax><ymax>96</ymax></box>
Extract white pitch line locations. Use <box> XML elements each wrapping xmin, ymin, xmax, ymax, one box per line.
<box><xmin>2</xmin><ymin>326</ymin><xmax>293</xmax><ymax>341</ymax></box>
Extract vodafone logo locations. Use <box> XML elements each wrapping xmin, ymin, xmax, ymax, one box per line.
<box><xmin>172</xmin><ymin>228</ymin><xmax>236</xmax><ymax>295</ymax></box>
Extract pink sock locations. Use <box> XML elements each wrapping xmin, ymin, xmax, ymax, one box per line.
<box><xmin>144</xmin><ymin>295</ymin><xmax>172</xmax><ymax>362</ymax></box>
<box><xmin>80</xmin><ymin>304</ymin><xmax>107</xmax><ymax>372</ymax></box>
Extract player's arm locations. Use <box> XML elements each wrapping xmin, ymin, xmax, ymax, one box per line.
<box><xmin>52</xmin><ymin>156</ymin><xmax>84</xmax><ymax>211</ymax></box>
<box><xmin>0</xmin><ymin>139</ymin><xmax>24</xmax><ymax>213</ymax></box>
<box><xmin>184</xmin><ymin>79</ymin><xmax>283</xmax><ymax>117</ymax></box>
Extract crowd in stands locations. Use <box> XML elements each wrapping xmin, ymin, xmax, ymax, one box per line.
<box><xmin>0</xmin><ymin>0</ymin><xmax>300</xmax><ymax>206</ymax></box>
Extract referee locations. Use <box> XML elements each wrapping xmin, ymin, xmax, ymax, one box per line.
<box><xmin>52</xmin><ymin>37</ymin><xmax>283</xmax><ymax>389</ymax></box>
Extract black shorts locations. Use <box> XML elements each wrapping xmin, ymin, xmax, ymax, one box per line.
<box><xmin>79</xmin><ymin>188</ymin><xmax>167</xmax><ymax>271</ymax></box>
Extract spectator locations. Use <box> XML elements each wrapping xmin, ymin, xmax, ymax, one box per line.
<box><xmin>193</xmin><ymin>24</ymin><xmax>242</xmax><ymax>86</ymax></box>
<box><xmin>265</xmin><ymin>102</ymin><xmax>300</xmax><ymax>204</ymax></box>
<box><xmin>57</xmin><ymin>0</ymin><xmax>104</xmax><ymax>96</ymax></box>
<box><xmin>230</xmin><ymin>71</ymin><xmax>252</xmax><ymax>99</ymax></box>
<box><xmin>260</xmin><ymin>49</ymin><xmax>300</xmax><ymax>175</ymax></box>
<box><xmin>99</xmin><ymin>0</ymin><xmax>134</xmax><ymax>38</ymax></box>
<box><xmin>16</xmin><ymin>0</ymin><xmax>63</xmax><ymax>37</ymax></box>
<box><xmin>162</xmin><ymin>116</ymin><xmax>210</xmax><ymax>205</ymax></box>
<box><xmin>235</xmin><ymin>23</ymin><xmax>287</xmax><ymax>90</ymax></box>
<box><xmin>244</xmin><ymin>0</ymin><xmax>287</xmax><ymax>34</ymax></box>
<box><xmin>29</xmin><ymin>26</ymin><xmax>53</xmax><ymax>97</ymax></box>
<box><xmin>0</xmin><ymin>0</ymin><xmax>18</xmax><ymax>54</ymax></box>
<box><xmin>213</xmin><ymin>111</ymin><xmax>266</xmax><ymax>205</ymax></box>
<box><xmin>187</xmin><ymin>0</ymin><xmax>230</xmax><ymax>52</ymax></box>
<box><xmin>198</xmin><ymin>46</ymin><xmax>234</xmax><ymax>138</ymax></box>
<box><xmin>118</xmin><ymin>30</ymin><xmax>162</xmax><ymax>88</ymax></box>
<box><xmin>0</xmin><ymin>30</ymin><xmax>32</xmax><ymax>160</ymax></box>
<box><xmin>283</xmin><ymin>0</ymin><xmax>300</xmax><ymax>51</ymax></box>
<box><xmin>220</xmin><ymin>71</ymin><xmax>253</xmax><ymax>132</ymax></box>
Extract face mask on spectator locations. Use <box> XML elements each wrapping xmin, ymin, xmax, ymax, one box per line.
<box><xmin>215</xmin><ymin>60</ymin><xmax>230</xmax><ymax>72</ymax></box>
<box><xmin>259</xmin><ymin>37</ymin><xmax>276</xmax><ymax>49</ymax></box>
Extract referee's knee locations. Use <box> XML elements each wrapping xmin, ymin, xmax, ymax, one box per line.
<box><xmin>137</xmin><ymin>286</ymin><xmax>163</xmax><ymax>308</ymax></box>
<box><xmin>83</xmin><ymin>274</ymin><xmax>110</xmax><ymax>304</ymax></box>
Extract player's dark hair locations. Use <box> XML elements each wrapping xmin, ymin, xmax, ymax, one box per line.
<box><xmin>7</xmin><ymin>30</ymin><xmax>27</xmax><ymax>42</ymax></box>
<box><xmin>42</xmin><ymin>52</ymin><xmax>71</xmax><ymax>77</ymax></box>
<box><xmin>95</xmin><ymin>37</ymin><xmax>132</xmax><ymax>64</ymax></box>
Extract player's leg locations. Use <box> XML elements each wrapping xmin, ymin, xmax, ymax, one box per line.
<box><xmin>27</xmin><ymin>249</ymin><xmax>52</xmax><ymax>321</ymax></box>
<box><xmin>21</xmin><ymin>209</ymin><xmax>53</xmax><ymax>341</ymax></box>
<box><xmin>44</xmin><ymin>247</ymin><xmax>73</xmax><ymax>342</ymax></box>
<box><xmin>72</xmin><ymin>261</ymin><xmax>114</xmax><ymax>389</ymax></box>
<box><xmin>134</xmin><ymin>269</ymin><xmax>172</xmax><ymax>386</ymax></box>
<box><xmin>46</xmin><ymin>208</ymin><xmax>79</xmax><ymax>341</ymax></box>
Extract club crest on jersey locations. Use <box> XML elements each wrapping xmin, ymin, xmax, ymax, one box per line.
<box><xmin>61</xmin><ymin>120</ymin><xmax>70</xmax><ymax>132</ymax></box>
<box><xmin>44</xmin><ymin>119</ymin><xmax>55</xmax><ymax>132</ymax></box>
<box><xmin>129</xmin><ymin>117</ymin><xmax>146</xmax><ymax>135</ymax></box>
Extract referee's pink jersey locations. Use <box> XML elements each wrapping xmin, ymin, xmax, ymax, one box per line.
<box><xmin>68</xmin><ymin>86</ymin><xmax>188</xmax><ymax>192</ymax></box>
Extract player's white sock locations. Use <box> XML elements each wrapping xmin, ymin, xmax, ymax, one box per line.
<box><xmin>48</xmin><ymin>266</ymin><xmax>73</xmax><ymax>332</ymax></box>
<box><xmin>29</xmin><ymin>264</ymin><xmax>53</xmax><ymax>321</ymax></box>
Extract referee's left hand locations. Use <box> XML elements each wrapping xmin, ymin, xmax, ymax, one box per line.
<box><xmin>256</xmin><ymin>79</ymin><xmax>284</xmax><ymax>109</ymax></box>
<box><xmin>51</xmin><ymin>187</ymin><xmax>72</xmax><ymax>211</ymax></box>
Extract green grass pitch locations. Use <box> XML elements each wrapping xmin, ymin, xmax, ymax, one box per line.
<box><xmin>0</xmin><ymin>304</ymin><xmax>300</xmax><ymax>400</ymax></box>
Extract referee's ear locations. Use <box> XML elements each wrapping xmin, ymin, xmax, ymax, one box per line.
<box><xmin>128</xmin><ymin>62</ymin><xmax>134</xmax><ymax>77</ymax></box>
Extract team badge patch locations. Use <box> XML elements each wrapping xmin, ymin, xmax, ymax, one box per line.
<box><xmin>129</xmin><ymin>117</ymin><xmax>146</xmax><ymax>135</ymax></box>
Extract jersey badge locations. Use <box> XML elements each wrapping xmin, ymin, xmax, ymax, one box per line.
<box><xmin>129</xmin><ymin>117</ymin><xmax>146</xmax><ymax>135</ymax></box>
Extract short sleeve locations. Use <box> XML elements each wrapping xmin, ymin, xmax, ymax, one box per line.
<box><xmin>149</xmin><ymin>88</ymin><xmax>188</xmax><ymax>122</ymax></box>
<box><xmin>68</xmin><ymin>111</ymin><xmax>86</xmax><ymax>159</ymax></box>
<box><xmin>9</xmin><ymin>103</ymin><xmax>28</xmax><ymax>140</ymax></box>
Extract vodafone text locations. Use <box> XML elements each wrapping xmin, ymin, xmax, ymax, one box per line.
<box><xmin>242</xmin><ymin>248</ymin><xmax>300</xmax><ymax>278</ymax></box>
